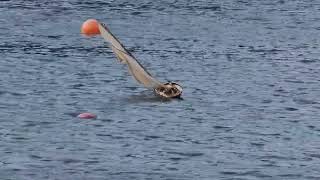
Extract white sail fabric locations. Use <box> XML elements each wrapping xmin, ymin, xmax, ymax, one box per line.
<box><xmin>98</xmin><ymin>23</ymin><xmax>163</xmax><ymax>89</ymax></box>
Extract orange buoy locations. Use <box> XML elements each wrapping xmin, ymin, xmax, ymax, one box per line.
<box><xmin>77</xmin><ymin>112</ymin><xmax>97</xmax><ymax>119</ymax></box>
<box><xmin>81</xmin><ymin>19</ymin><xmax>100</xmax><ymax>36</ymax></box>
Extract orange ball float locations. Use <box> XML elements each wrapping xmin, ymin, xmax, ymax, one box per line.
<box><xmin>81</xmin><ymin>19</ymin><xmax>100</xmax><ymax>36</ymax></box>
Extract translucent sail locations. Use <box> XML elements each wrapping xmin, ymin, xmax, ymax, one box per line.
<box><xmin>98</xmin><ymin>23</ymin><xmax>163</xmax><ymax>89</ymax></box>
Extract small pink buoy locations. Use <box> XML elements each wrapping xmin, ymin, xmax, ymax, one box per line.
<box><xmin>77</xmin><ymin>112</ymin><xmax>97</xmax><ymax>119</ymax></box>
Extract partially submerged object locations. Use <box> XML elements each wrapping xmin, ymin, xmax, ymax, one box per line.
<box><xmin>154</xmin><ymin>82</ymin><xmax>183</xmax><ymax>99</ymax></box>
<box><xmin>97</xmin><ymin>21</ymin><xmax>183</xmax><ymax>98</ymax></box>
<box><xmin>98</xmin><ymin>23</ymin><xmax>183</xmax><ymax>98</ymax></box>
<box><xmin>77</xmin><ymin>112</ymin><xmax>97</xmax><ymax>119</ymax></box>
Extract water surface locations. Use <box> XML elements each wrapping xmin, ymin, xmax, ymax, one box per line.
<box><xmin>0</xmin><ymin>0</ymin><xmax>320</xmax><ymax>179</ymax></box>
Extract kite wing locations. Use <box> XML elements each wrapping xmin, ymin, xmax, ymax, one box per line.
<box><xmin>98</xmin><ymin>23</ymin><xmax>163</xmax><ymax>89</ymax></box>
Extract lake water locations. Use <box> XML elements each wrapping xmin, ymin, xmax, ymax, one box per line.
<box><xmin>1</xmin><ymin>0</ymin><xmax>320</xmax><ymax>179</ymax></box>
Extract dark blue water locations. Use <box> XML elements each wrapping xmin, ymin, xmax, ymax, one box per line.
<box><xmin>1</xmin><ymin>0</ymin><xmax>320</xmax><ymax>179</ymax></box>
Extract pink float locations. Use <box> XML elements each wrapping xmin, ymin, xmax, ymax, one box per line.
<box><xmin>77</xmin><ymin>112</ymin><xmax>97</xmax><ymax>119</ymax></box>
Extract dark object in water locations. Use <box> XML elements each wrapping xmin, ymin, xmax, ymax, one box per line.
<box><xmin>97</xmin><ymin>22</ymin><xmax>182</xmax><ymax>98</ymax></box>
<box><xmin>154</xmin><ymin>82</ymin><xmax>182</xmax><ymax>98</ymax></box>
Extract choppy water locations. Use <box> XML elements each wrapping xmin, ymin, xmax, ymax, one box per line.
<box><xmin>1</xmin><ymin>0</ymin><xmax>320</xmax><ymax>179</ymax></box>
